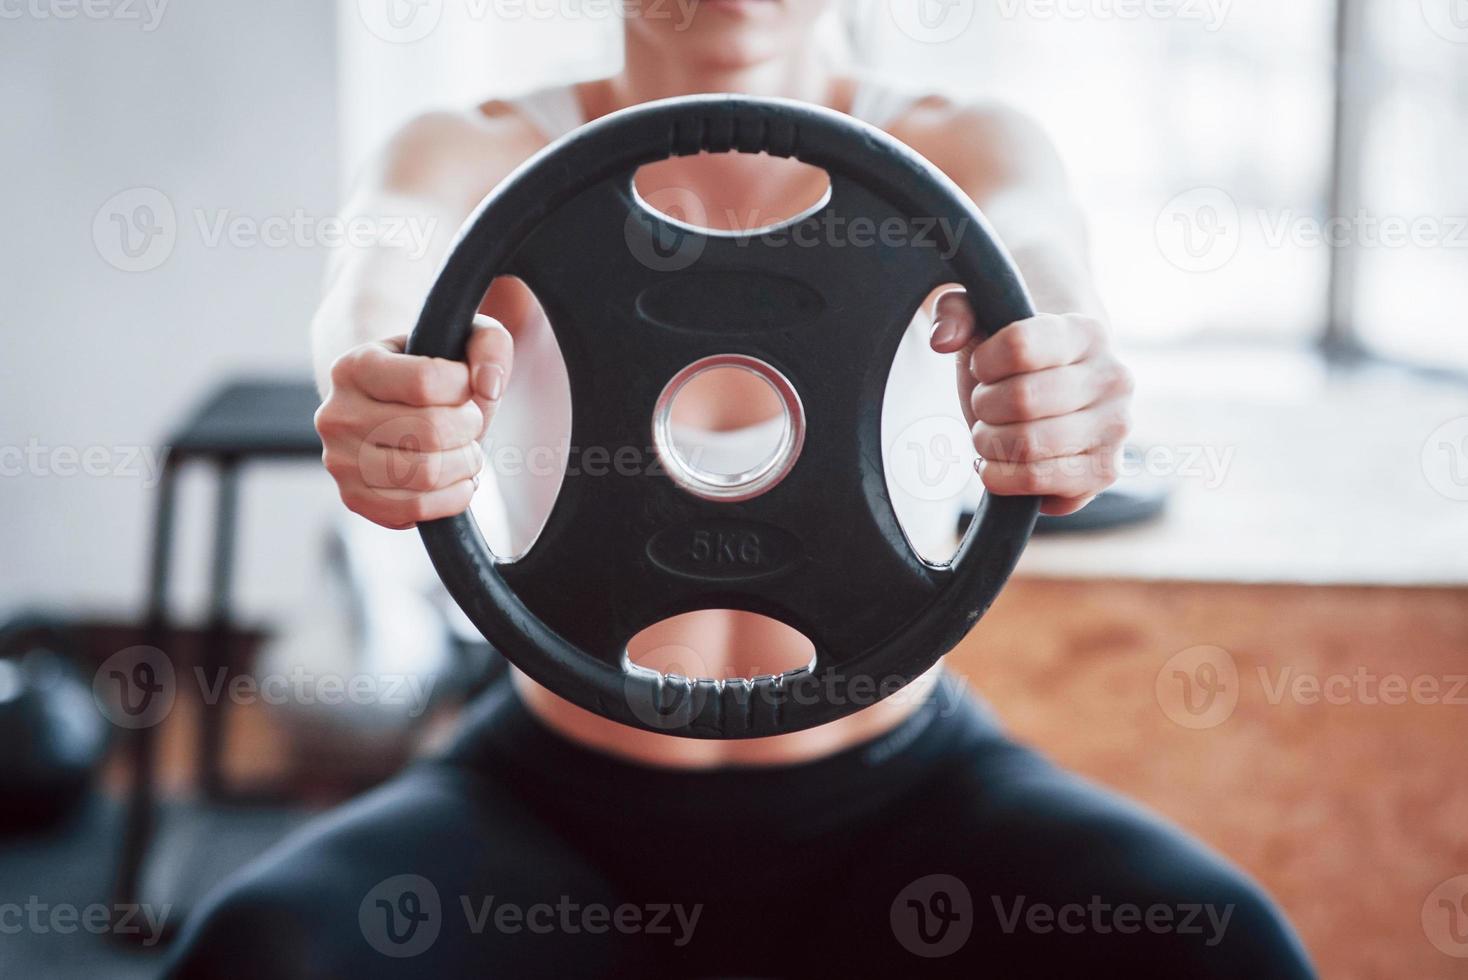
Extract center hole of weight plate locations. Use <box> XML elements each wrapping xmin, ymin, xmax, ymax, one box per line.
<box><xmin>652</xmin><ymin>354</ymin><xmax>806</xmax><ymax>503</ymax></box>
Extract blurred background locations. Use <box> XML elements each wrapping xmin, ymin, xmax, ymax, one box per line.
<box><xmin>2</xmin><ymin>2</ymin><xmax>1467</xmax><ymax>977</ymax></box>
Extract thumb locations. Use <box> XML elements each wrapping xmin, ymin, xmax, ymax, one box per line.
<box><xmin>466</xmin><ymin>313</ymin><xmax>514</xmax><ymax>436</ymax></box>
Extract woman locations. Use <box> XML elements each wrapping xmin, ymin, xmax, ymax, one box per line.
<box><xmin>168</xmin><ymin>6</ymin><xmax>1314</xmax><ymax>977</ymax></box>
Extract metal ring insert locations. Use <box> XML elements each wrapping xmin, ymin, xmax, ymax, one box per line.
<box><xmin>651</xmin><ymin>354</ymin><xmax>806</xmax><ymax>503</ymax></box>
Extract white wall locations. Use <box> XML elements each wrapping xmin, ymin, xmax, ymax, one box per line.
<box><xmin>1</xmin><ymin>1</ymin><xmax>341</xmax><ymax>625</ymax></box>
<box><xmin>336</xmin><ymin>4</ymin><xmax>617</xmax><ymax>180</ymax></box>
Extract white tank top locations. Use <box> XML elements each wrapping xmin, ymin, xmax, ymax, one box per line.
<box><xmin>507</xmin><ymin>78</ymin><xmax>924</xmax><ymax>142</ymax></box>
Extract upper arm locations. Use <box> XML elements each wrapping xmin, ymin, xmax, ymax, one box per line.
<box><xmin>898</xmin><ymin>99</ymin><xmax>1085</xmax><ymax>250</ymax></box>
<box><xmin>356</xmin><ymin>107</ymin><xmax>542</xmax><ymax>219</ymax></box>
<box><xmin>900</xmin><ymin>99</ymin><xmax>1071</xmax><ymax>207</ymax></box>
<box><xmin>314</xmin><ymin>107</ymin><xmax>546</xmax><ymax>344</ymax></box>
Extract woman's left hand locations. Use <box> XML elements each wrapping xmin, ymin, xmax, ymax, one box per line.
<box><xmin>929</xmin><ymin>291</ymin><xmax>1135</xmax><ymax>516</ymax></box>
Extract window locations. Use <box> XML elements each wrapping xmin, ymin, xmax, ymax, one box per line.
<box><xmin>1350</xmin><ymin>0</ymin><xmax>1468</xmax><ymax>371</ymax></box>
<box><xmin>864</xmin><ymin>0</ymin><xmax>1338</xmax><ymax>344</ymax></box>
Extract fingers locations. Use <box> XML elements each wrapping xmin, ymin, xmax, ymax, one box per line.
<box><xmin>334</xmin><ymin>337</ymin><xmax>475</xmax><ymax>408</ymax></box>
<box><xmin>317</xmin><ymin>322</ymin><xmax>517</xmax><ymax>530</ymax></box>
<box><xmin>977</xmin><ymin>447</ymin><xmax>1121</xmax><ymax>504</ymax></box>
<box><xmin>320</xmin><ymin>389</ymin><xmax>485</xmax><ymax>455</ymax></box>
<box><xmin>968</xmin><ymin>313</ymin><xmax>1104</xmax><ymax>384</ymax></box>
<box><xmin>338</xmin><ymin>479</ymin><xmax>479</xmax><ymax>531</ymax></box>
<box><xmin>970</xmin><ymin>397</ymin><xmax>1131</xmax><ymax>463</ymax></box>
<box><xmin>957</xmin><ymin>312</ymin><xmax>1134</xmax><ymax>513</ymax></box>
<box><xmin>928</xmin><ymin>288</ymin><xmax>977</xmax><ymax>353</ymax></box>
<box><xmin>467</xmin><ymin>314</ymin><xmax>513</xmax><ymax>436</ymax></box>
<box><xmin>970</xmin><ymin>355</ymin><xmax>1134</xmax><ymax>426</ymax></box>
<box><xmin>356</xmin><ymin>440</ymin><xmax>484</xmax><ymax>494</ymax></box>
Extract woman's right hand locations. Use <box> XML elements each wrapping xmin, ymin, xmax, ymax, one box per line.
<box><xmin>315</xmin><ymin>314</ymin><xmax>513</xmax><ymax>529</ymax></box>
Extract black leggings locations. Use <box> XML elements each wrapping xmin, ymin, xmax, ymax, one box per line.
<box><xmin>166</xmin><ymin>673</ymin><xmax>1314</xmax><ymax>978</ymax></box>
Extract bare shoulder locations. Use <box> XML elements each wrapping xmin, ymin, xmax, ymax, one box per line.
<box><xmin>884</xmin><ymin>94</ymin><xmax>1067</xmax><ymax>195</ymax></box>
<box><xmin>367</xmin><ymin>102</ymin><xmax>547</xmax><ymax>211</ymax></box>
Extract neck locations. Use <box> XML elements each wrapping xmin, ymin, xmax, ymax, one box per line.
<box><xmin>608</xmin><ymin>27</ymin><xmax>835</xmax><ymax>112</ymax></box>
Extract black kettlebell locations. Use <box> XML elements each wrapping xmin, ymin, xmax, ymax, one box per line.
<box><xmin>0</xmin><ymin>615</ymin><xmax>109</xmax><ymax>832</ymax></box>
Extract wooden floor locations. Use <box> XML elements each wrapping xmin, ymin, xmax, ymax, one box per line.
<box><xmin>949</xmin><ymin>577</ymin><xmax>1468</xmax><ymax>980</ymax></box>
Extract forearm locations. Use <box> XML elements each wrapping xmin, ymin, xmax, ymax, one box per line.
<box><xmin>980</xmin><ymin>187</ymin><xmax>1107</xmax><ymax>323</ymax></box>
<box><xmin>309</xmin><ymin>196</ymin><xmax>466</xmax><ymax>395</ymax></box>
